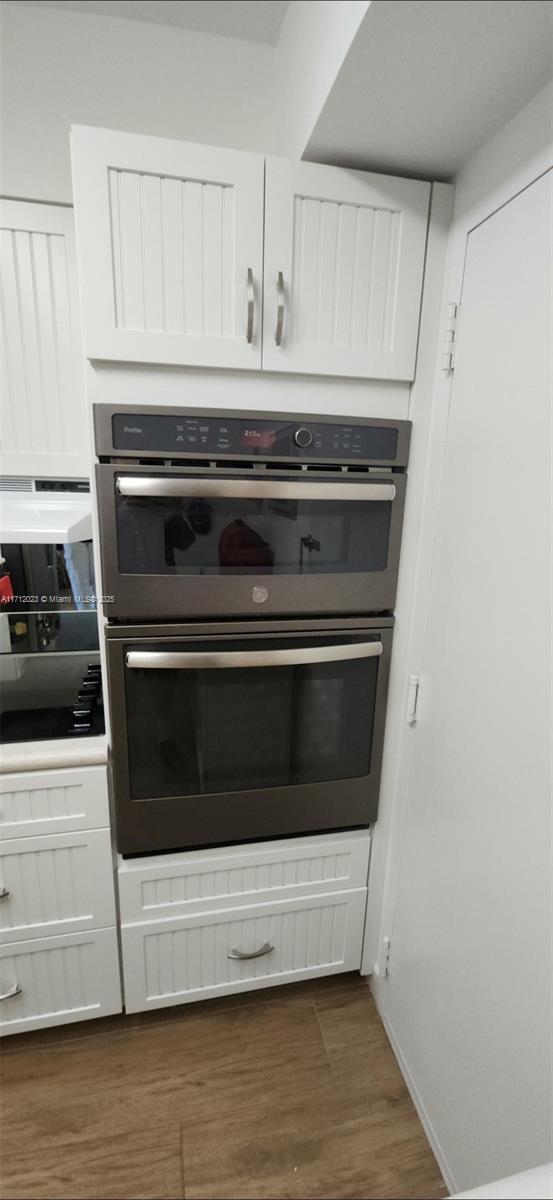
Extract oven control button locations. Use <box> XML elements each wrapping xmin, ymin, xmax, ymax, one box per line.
<box><xmin>252</xmin><ymin>586</ymin><xmax>269</xmax><ymax>604</ymax></box>
<box><xmin>294</xmin><ymin>427</ymin><xmax>313</xmax><ymax>448</ymax></box>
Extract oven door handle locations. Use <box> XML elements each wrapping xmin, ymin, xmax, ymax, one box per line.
<box><xmin>116</xmin><ymin>477</ymin><xmax>396</xmax><ymax>502</ymax></box>
<box><xmin>125</xmin><ymin>641</ymin><xmax>383</xmax><ymax>671</ymax></box>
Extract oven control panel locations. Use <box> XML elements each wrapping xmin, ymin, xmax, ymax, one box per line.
<box><xmin>109</xmin><ymin>412</ymin><xmax>405</xmax><ymax>464</ymax></box>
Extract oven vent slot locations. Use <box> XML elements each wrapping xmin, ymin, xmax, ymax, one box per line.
<box><xmin>213</xmin><ymin>460</ymin><xmax>254</xmax><ymax>470</ymax></box>
<box><xmin>264</xmin><ymin>461</ymin><xmax>303</xmax><ymax>470</ymax></box>
<box><xmin>305</xmin><ymin>463</ymin><xmax>342</xmax><ymax>472</ymax></box>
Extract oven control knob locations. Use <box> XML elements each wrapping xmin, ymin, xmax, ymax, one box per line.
<box><xmin>294</xmin><ymin>426</ymin><xmax>313</xmax><ymax>449</ymax></box>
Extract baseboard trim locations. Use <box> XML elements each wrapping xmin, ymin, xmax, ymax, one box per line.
<box><xmin>369</xmin><ymin>977</ymin><xmax>459</xmax><ymax>1196</ymax></box>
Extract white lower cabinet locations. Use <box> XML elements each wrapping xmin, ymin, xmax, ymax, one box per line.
<box><xmin>0</xmin><ymin>928</ymin><xmax>121</xmax><ymax>1036</ymax></box>
<box><xmin>119</xmin><ymin>832</ymin><xmax>370</xmax><ymax>1014</ymax></box>
<box><xmin>118</xmin><ymin>831</ymin><xmax>371</xmax><ymax>922</ymax></box>
<box><xmin>0</xmin><ymin>765</ymin><xmax>110</xmax><ymax>839</ymax></box>
<box><xmin>0</xmin><ymin>763</ymin><xmax>122</xmax><ymax>1036</ymax></box>
<box><xmin>122</xmin><ymin>889</ymin><xmax>367</xmax><ymax>1013</ymax></box>
<box><xmin>0</xmin><ymin>829</ymin><xmax>117</xmax><ymax>942</ymax></box>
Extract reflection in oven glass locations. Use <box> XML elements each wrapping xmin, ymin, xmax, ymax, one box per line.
<box><xmin>124</xmin><ymin>642</ymin><xmax>378</xmax><ymax>801</ymax></box>
<box><xmin>116</xmin><ymin>495</ymin><xmax>391</xmax><ymax>577</ymax></box>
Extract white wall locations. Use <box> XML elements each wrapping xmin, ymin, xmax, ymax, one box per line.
<box><xmin>0</xmin><ymin>0</ymin><xmax>369</xmax><ymax>205</ymax></box>
<box><xmin>0</xmin><ymin>1</ymin><xmax>277</xmax><ymax>203</ymax></box>
<box><xmin>275</xmin><ymin>0</ymin><xmax>370</xmax><ymax>159</ymax></box>
<box><xmin>367</xmin><ymin>82</ymin><xmax>553</xmax><ymax>1194</ymax></box>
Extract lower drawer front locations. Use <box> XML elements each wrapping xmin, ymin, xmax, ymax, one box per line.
<box><xmin>0</xmin><ymin>928</ymin><xmax>122</xmax><ymax>1036</ymax></box>
<box><xmin>0</xmin><ymin>829</ymin><xmax>117</xmax><ymax>942</ymax></box>
<box><xmin>122</xmin><ymin>888</ymin><xmax>366</xmax><ymax>1014</ymax></box>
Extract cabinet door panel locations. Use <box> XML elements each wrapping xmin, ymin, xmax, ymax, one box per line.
<box><xmin>122</xmin><ymin>889</ymin><xmax>367</xmax><ymax>1013</ymax></box>
<box><xmin>0</xmin><ymin>829</ymin><xmax>116</xmax><ymax>942</ymax></box>
<box><xmin>0</xmin><ymin>928</ymin><xmax>121</xmax><ymax>1036</ymax></box>
<box><xmin>71</xmin><ymin>126</ymin><xmax>264</xmax><ymax>369</ymax></box>
<box><xmin>0</xmin><ymin>201</ymin><xmax>87</xmax><ymax>477</ymax></box>
<box><xmin>263</xmin><ymin>159</ymin><xmax>430</xmax><ymax>380</ymax></box>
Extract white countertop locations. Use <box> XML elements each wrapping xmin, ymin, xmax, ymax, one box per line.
<box><xmin>0</xmin><ymin>734</ymin><xmax>109</xmax><ymax>774</ymax></box>
<box><xmin>453</xmin><ymin>1163</ymin><xmax>553</xmax><ymax>1199</ymax></box>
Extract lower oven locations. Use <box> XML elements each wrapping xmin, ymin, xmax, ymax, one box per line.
<box><xmin>106</xmin><ymin>617</ymin><xmax>393</xmax><ymax>856</ymax></box>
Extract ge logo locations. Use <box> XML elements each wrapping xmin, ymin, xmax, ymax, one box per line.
<box><xmin>251</xmin><ymin>586</ymin><xmax>269</xmax><ymax>604</ymax></box>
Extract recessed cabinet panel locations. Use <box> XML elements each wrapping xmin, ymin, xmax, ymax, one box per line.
<box><xmin>0</xmin><ymin>928</ymin><xmax>121</xmax><ymax>1036</ymax></box>
<box><xmin>71</xmin><ymin>126</ymin><xmax>264</xmax><ymax>368</ymax></box>
<box><xmin>0</xmin><ymin>829</ymin><xmax>116</xmax><ymax>942</ymax></box>
<box><xmin>0</xmin><ymin>766</ymin><xmax>110</xmax><ymax>839</ymax></box>
<box><xmin>262</xmin><ymin>159</ymin><xmax>430</xmax><ymax>380</ymax></box>
<box><xmin>0</xmin><ymin>200</ymin><xmax>88</xmax><ymax>477</ymax></box>
<box><xmin>122</xmin><ymin>889</ymin><xmax>366</xmax><ymax>1012</ymax></box>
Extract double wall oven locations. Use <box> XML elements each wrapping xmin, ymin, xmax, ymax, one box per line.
<box><xmin>95</xmin><ymin>406</ymin><xmax>410</xmax><ymax>856</ymax></box>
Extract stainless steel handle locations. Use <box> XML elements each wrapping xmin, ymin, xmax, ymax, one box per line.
<box><xmin>117</xmin><ymin>477</ymin><xmax>396</xmax><ymax>503</ymax></box>
<box><xmin>0</xmin><ymin>982</ymin><xmax>22</xmax><ymax>1001</ymax></box>
<box><xmin>246</xmin><ymin>267</ymin><xmax>254</xmax><ymax>344</ymax></box>
<box><xmin>126</xmin><ymin>640</ymin><xmax>382</xmax><ymax>672</ymax></box>
<box><xmin>0</xmin><ymin>887</ymin><xmax>10</xmax><ymax>901</ymax></box>
<box><xmin>228</xmin><ymin>942</ymin><xmax>274</xmax><ymax>961</ymax></box>
<box><xmin>275</xmin><ymin>271</ymin><xmax>284</xmax><ymax>345</ymax></box>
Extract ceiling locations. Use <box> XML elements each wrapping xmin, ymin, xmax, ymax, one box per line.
<box><xmin>16</xmin><ymin>0</ymin><xmax>290</xmax><ymax>44</ymax></box>
<box><xmin>304</xmin><ymin>0</ymin><xmax>553</xmax><ymax>179</ymax></box>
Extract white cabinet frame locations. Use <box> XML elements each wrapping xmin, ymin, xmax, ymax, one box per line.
<box><xmin>0</xmin><ymin>200</ymin><xmax>88</xmax><ymax>478</ymax></box>
<box><xmin>71</xmin><ymin>125</ymin><xmax>265</xmax><ymax>369</ymax></box>
<box><xmin>263</xmin><ymin>158</ymin><xmax>430</xmax><ymax>380</ymax></box>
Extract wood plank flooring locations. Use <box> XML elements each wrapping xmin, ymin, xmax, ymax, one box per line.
<box><xmin>0</xmin><ymin>974</ymin><xmax>447</xmax><ymax>1200</ymax></box>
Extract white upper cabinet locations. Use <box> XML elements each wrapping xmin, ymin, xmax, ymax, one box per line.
<box><xmin>0</xmin><ymin>200</ymin><xmax>88</xmax><ymax>478</ymax></box>
<box><xmin>71</xmin><ymin>126</ymin><xmax>265</xmax><ymax>370</ymax></box>
<box><xmin>71</xmin><ymin>128</ymin><xmax>430</xmax><ymax>381</ymax></box>
<box><xmin>262</xmin><ymin>159</ymin><xmax>430</xmax><ymax>380</ymax></box>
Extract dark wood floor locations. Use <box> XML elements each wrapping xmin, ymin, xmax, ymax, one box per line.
<box><xmin>0</xmin><ymin>974</ymin><xmax>447</xmax><ymax>1200</ymax></box>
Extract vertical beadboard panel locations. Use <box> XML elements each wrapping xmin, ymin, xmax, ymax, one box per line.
<box><xmin>107</xmin><ymin>169</ymin><xmax>235</xmax><ymax>338</ymax></box>
<box><xmin>0</xmin><ymin>202</ymin><xmax>85</xmax><ymax>470</ymax></box>
<box><xmin>135</xmin><ymin>848</ymin><xmax>357</xmax><ymax>917</ymax></box>
<box><xmin>0</xmin><ymin>767</ymin><xmax>109</xmax><ymax>838</ymax></box>
<box><xmin>290</xmin><ymin>195</ymin><xmax>404</xmax><ymax>354</ymax></box>
<box><xmin>0</xmin><ymin>929</ymin><xmax>121</xmax><ymax>1035</ymax></box>
<box><xmin>0</xmin><ymin>830</ymin><xmax>116</xmax><ymax>940</ymax></box>
<box><xmin>138</xmin><ymin>893</ymin><xmax>363</xmax><ymax>1004</ymax></box>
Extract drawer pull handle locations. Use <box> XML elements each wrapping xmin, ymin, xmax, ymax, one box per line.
<box><xmin>228</xmin><ymin>942</ymin><xmax>274</xmax><ymax>961</ymax></box>
<box><xmin>0</xmin><ymin>982</ymin><xmax>22</xmax><ymax>1002</ymax></box>
<box><xmin>0</xmin><ymin>887</ymin><xmax>10</xmax><ymax>900</ymax></box>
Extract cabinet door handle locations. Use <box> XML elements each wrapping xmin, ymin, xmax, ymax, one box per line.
<box><xmin>275</xmin><ymin>271</ymin><xmax>284</xmax><ymax>345</ymax></box>
<box><xmin>228</xmin><ymin>942</ymin><xmax>274</xmax><ymax>961</ymax></box>
<box><xmin>246</xmin><ymin>267</ymin><xmax>254</xmax><ymax>343</ymax></box>
<box><xmin>0</xmin><ymin>982</ymin><xmax>22</xmax><ymax>1001</ymax></box>
<box><xmin>0</xmin><ymin>887</ymin><xmax>10</xmax><ymax>900</ymax></box>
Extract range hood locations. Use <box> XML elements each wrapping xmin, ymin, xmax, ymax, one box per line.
<box><xmin>0</xmin><ymin>484</ymin><xmax>93</xmax><ymax>544</ymax></box>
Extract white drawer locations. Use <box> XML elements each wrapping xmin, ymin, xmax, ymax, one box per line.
<box><xmin>121</xmin><ymin>887</ymin><xmax>366</xmax><ymax>1013</ymax></box>
<box><xmin>0</xmin><ymin>766</ymin><xmax>110</xmax><ymax>839</ymax></box>
<box><xmin>0</xmin><ymin>927</ymin><xmax>122</xmax><ymax>1036</ymax></box>
<box><xmin>0</xmin><ymin>829</ymin><xmax>117</xmax><ymax>943</ymax></box>
<box><xmin>119</xmin><ymin>831</ymin><xmax>370</xmax><ymax>924</ymax></box>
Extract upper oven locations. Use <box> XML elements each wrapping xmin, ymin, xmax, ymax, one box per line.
<box><xmin>94</xmin><ymin>406</ymin><xmax>410</xmax><ymax>621</ymax></box>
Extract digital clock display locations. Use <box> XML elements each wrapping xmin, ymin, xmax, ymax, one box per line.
<box><xmin>241</xmin><ymin>428</ymin><xmax>277</xmax><ymax>450</ymax></box>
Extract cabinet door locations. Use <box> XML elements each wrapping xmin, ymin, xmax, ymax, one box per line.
<box><xmin>263</xmin><ymin>159</ymin><xmax>430</xmax><ymax>380</ymax></box>
<box><xmin>0</xmin><ymin>200</ymin><xmax>88</xmax><ymax>478</ymax></box>
<box><xmin>0</xmin><ymin>928</ymin><xmax>121</xmax><ymax>1036</ymax></box>
<box><xmin>0</xmin><ymin>829</ymin><xmax>116</xmax><ymax>942</ymax></box>
<box><xmin>71</xmin><ymin>125</ymin><xmax>264</xmax><ymax>369</ymax></box>
<box><xmin>0</xmin><ymin>765</ymin><xmax>110</xmax><ymax>839</ymax></box>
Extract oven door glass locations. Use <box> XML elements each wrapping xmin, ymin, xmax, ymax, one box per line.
<box><xmin>123</xmin><ymin>635</ymin><xmax>381</xmax><ymax>800</ymax></box>
<box><xmin>114</xmin><ymin>477</ymin><xmax>395</xmax><ymax>577</ymax></box>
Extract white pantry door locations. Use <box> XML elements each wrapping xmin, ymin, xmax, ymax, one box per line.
<box><xmin>0</xmin><ymin>200</ymin><xmax>88</xmax><ymax>478</ymax></box>
<box><xmin>262</xmin><ymin>158</ymin><xmax>430</xmax><ymax>380</ymax></box>
<box><xmin>70</xmin><ymin>126</ymin><xmax>264</xmax><ymax>369</ymax></box>
<box><xmin>380</xmin><ymin>171</ymin><xmax>552</xmax><ymax>1190</ymax></box>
